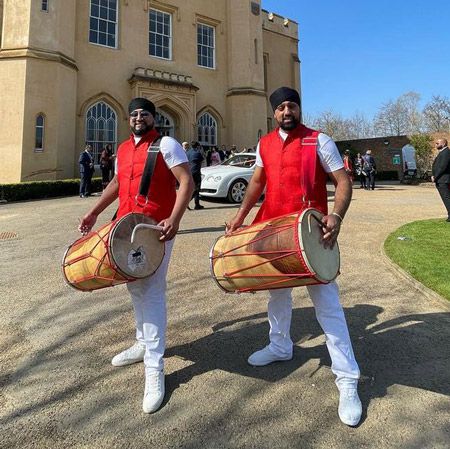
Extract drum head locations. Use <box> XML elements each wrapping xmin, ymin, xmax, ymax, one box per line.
<box><xmin>298</xmin><ymin>209</ymin><xmax>340</xmax><ymax>283</ymax></box>
<box><xmin>110</xmin><ymin>213</ymin><xmax>165</xmax><ymax>279</ymax></box>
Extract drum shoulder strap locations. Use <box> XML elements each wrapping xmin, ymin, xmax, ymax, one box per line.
<box><xmin>138</xmin><ymin>136</ymin><xmax>162</xmax><ymax>198</ymax></box>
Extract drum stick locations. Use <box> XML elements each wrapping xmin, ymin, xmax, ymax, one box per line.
<box><xmin>310</xmin><ymin>213</ymin><xmax>326</xmax><ymax>234</ymax></box>
<box><xmin>131</xmin><ymin>223</ymin><xmax>164</xmax><ymax>244</ymax></box>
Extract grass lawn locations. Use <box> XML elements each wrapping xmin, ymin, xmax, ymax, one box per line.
<box><xmin>384</xmin><ymin>219</ymin><xmax>450</xmax><ymax>301</ymax></box>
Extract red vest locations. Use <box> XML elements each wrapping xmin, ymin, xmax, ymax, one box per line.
<box><xmin>116</xmin><ymin>129</ymin><xmax>177</xmax><ymax>221</ymax></box>
<box><xmin>253</xmin><ymin>124</ymin><xmax>328</xmax><ymax>223</ymax></box>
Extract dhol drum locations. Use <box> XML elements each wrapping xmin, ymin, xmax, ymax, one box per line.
<box><xmin>210</xmin><ymin>208</ymin><xmax>340</xmax><ymax>293</ymax></box>
<box><xmin>62</xmin><ymin>213</ymin><xmax>165</xmax><ymax>292</ymax></box>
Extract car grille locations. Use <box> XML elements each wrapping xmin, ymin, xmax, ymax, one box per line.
<box><xmin>200</xmin><ymin>189</ymin><xmax>217</xmax><ymax>193</ymax></box>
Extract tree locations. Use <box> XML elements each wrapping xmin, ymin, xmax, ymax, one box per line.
<box><xmin>422</xmin><ymin>95</ymin><xmax>450</xmax><ymax>133</ymax></box>
<box><xmin>409</xmin><ymin>133</ymin><xmax>433</xmax><ymax>173</ymax></box>
<box><xmin>312</xmin><ymin>110</ymin><xmax>349</xmax><ymax>140</ymax></box>
<box><xmin>347</xmin><ymin>112</ymin><xmax>374</xmax><ymax>139</ymax></box>
<box><xmin>374</xmin><ymin>92</ymin><xmax>422</xmax><ymax>136</ymax></box>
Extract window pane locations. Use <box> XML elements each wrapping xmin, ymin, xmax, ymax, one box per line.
<box><xmin>197</xmin><ymin>24</ymin><xmax>215</xmax><ymax>68</ymax></box>
<box><xmin>91</xmin><ymin>4</ymin><xmax>99</xmax><ymax>17</ymax></box>
<box><xmin>89</xmin><ymin>0</ymin><xmax>117</xmax><ymax>48</ymax></box>
<box><xmin>149</xmin><ymin>9</ymin><xmax>171</xmax><ymax>59</ymax></box>
<box><xmin>85</xmin><ymin>102</ymin><xmax>117</xmax><ymax>163</ymax></box>
<box><xmin>99</xmin><ymin>19</ymin><xmax>107</xmax><ymax>32</ymax></box>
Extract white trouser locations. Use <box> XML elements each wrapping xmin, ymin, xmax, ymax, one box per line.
<box><xmin>267</xmin><ymin>281</ymin><xmax>360</xmax><ymax>388</ymax></box>
<box><xmin>126</xmin><ymin>239</ymin><xmax>174</xmax><ymax>372</ymax></box>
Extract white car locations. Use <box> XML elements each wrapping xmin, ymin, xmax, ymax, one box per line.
<box><xmin>200</xmin><ymin>153</ymin><xmax>257</xmax><ymax>203</ymax></box>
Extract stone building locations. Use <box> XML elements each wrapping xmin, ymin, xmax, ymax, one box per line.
<box><xmin>0</xmin><ymin>0</ymin><xmax>300</xmax><ymax>183</ymax></box>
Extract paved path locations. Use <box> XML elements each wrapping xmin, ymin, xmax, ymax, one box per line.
<box><xmin>0</xmin><ymin>183</ymin><xmax>449</xmax><ymax>449</ymax></box>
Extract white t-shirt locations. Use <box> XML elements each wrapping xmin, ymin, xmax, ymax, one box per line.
<box><xmin>255</xmin><ymin>129</ymin><xmax>344</xmax><ymax>173</ymax></box>
<box><xmin>115</xmin><ymin>136</ymin><xmax>188</xmax><ymax>174</ymax></box>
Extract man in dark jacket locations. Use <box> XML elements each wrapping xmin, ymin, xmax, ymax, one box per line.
<box><xmin>431</xmin><ymin>138</ymin><xmax>450</xmax><ymax>221</ymax></box>
<box><xmin>79</xmin><ymin>144</ymin><xmax>94</xmax><ymax>197</ymax></box>
<box><xmin>187</xmin><ymin>141</ymin><xmax>205</xmax><ymax>210</ymax></box>
<box><xmin>362</xmin><ymin>150</ymin><xmax>376</xmax><ymax>190</ymax></box>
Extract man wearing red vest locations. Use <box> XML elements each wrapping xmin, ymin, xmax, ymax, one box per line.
<box><xmin>227</xmin><ymin>87</ymin><xmax>362</xmax><ymax>426</ymax></box>
<box><xmin>79</xmin><ymin>97</ymin><xmax>194</xmax><ymax>414</ymax></box>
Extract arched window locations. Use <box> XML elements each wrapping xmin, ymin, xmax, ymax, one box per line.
<box><xmin>85</xmin><ymin>101</ymin><xmax>117</xmax><ymax>163</ymax></box>
<box><xmin>35</xmin><ymin>114</ymin><xmax>45</xmax><ymax>152</ymax></box>
<box><xmin>155</xmin><ymin>110</ymin><xmax>174</xmax><ymax>137</ymax></box>
<box><xmin>197</xmin><ymin>112</ymin><xmax>217</xmax><ymax>148</ymax></box>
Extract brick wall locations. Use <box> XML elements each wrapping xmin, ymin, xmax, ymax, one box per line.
<box><xmin>336</xmin><ymin>136</ymin><xmax>411</xmax><ymax>179</ymax></box>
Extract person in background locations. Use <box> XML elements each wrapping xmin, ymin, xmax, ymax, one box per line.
<box><xmin>100</xmin><ymin>144</ymin><xmax>113</xmax><ymax>191</ymax></box>
<box><xmin>187</xmin><ymin>141</ymin><xmax>205</xmax><ymax>210</ymax></box>
<box><xmin>222</xmin><ymin>144</ymin><xmax>231</xmax><ymax>159</ymax></box>
<box><xmin>354</xmin><ymin>152</ymin><xmax>365</xmax><ymax>189</ymax></box>
<box><xmin>205</xmin><ymin>147</ymin><xmax>212</xmax><ymax>166</ymax></box>
<box><xmin>79</xmin><ymin>144</ymin><xmax>94</xmax><ymax>198</ymax></box>
<box><xmin>218</xmin><ymin>145</ymin><xmax>226</xmax><ymax>162</ymax></box>
<box><xmin>210</xmin><ymin>147</ymin><xmax>221</xmax><ymax>166</ymax></box>
<box><xmin>182</xmin><ymin>142</ymin><xmax>190</xmax><ymax>152</ymax></box>
<box><xmin>431</xmin><ymin>138</ymin><xmax>450</xmax><ymax>221</ymax></box>
<box><xmin>362</xmin><ymin>150</ymin><xmax>376</xmax><ymax>190</ymax></box>
<box><xmin>343</xmin><ymin>150</ymin><xmax>354</xmax><ymax>184</ymax></box>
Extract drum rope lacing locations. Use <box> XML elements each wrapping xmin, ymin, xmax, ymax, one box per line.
<box><xmin>63</xmin><ymin>226</ymin><xmax>132</xmax><ymax>291</ymax></box>
<box><xmin>214</xmin><ymin>222</ymin><xmax>311</xmax><ymax>282</ymax></box>
<box><xmin>211</xmin><ymin>210</ymin><xmax>332</xmax><ymax>293</ymax></box>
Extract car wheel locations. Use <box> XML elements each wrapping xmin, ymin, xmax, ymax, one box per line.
<box><xmin>227</xmin><ymin>179</ymin><xmax>247</xmax><ymax>203</ymax></box>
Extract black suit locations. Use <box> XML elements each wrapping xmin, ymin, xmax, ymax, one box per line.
<box><xmin>79</xmin><ymin>150</ymin><xmax>94</xmax><ymax>197</ymax></box>
<box><xmin>432</xmin><ymin>146</ymin><xmax>450</xmax><ymax>219</ymax></box>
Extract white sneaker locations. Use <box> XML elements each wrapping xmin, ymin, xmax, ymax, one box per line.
<box><xmin>247</xmin><ymin>345</ymin><xmax>292</xmax><ymax>366</ymax></box>
<box><xmin>338</xmin><ymin>386</ymin><xmax>362</xmax><ymax>426</ymax></box>
<box><xmin>143</xmin><ymin>370</ymin><xmax>165</xmax><ymax>413</ymax></box>
<box><xmin>111</xmin><ymin>342</ymin><xmax>145</xmax><ymax>367</ymax></box>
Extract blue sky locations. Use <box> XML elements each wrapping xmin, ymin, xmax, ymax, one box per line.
<box><xmin>261</xmin><ymin>0</ymin><xmax>450</xmax><ymax>120</ymax></box>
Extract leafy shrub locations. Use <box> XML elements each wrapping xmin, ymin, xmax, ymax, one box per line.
<box><xmin>0</xmin><ymin>178</ymin><xmax>102</xmax><ymax>202</ymax></box>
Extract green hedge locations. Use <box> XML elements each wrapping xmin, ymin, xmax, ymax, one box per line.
<box><xmin>0</xmin><ymin>178</ymin><xmax>102</xmax><ymax>202</ymax></box>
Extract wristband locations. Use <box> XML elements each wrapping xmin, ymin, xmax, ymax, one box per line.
<box><xmin>332</xmin><ymin>212</ymin><xmax>343</xmax><ymax>222</ymax></box>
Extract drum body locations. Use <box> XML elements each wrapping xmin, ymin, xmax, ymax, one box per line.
<box><xmin>210</xmin><ymin>208</ymin><xmax>340</xmax><ymax>293</ymax></box>
<box><xmin>62</xmin><ymin>213</ymin><xmax>165</xmax><ymax>291</ymax></box>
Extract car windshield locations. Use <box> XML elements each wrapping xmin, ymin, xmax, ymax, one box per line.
<box><xmin>222</xmin><ymin>154</ymin><xmax>256</xmax><ymax>168</ymax></box>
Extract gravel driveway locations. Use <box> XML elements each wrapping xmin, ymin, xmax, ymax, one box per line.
<box><xmin>0</xmin><ymin>182</ymin><xmax>449</xmax><ymax>449</ymax></box>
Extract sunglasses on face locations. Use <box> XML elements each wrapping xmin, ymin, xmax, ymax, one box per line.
<box><xmin>130</xmin><ymin>110</ymin><xmax>151</xmax><ymax>119</ymax></box>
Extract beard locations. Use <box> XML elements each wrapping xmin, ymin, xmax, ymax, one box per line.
<box><xmin>279</xmin><ymin>116</ymin><xmax>300</xmax><ymax>131</ymax></box>
<box><xmin>131</xmin><ymin>122</ymin><xmax>153</xmax><ymax>136</ymax></box>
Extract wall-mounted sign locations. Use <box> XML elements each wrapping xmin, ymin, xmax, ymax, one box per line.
<box><xmin>392</xmin><ymin>155</ymin><xmax>401</xmax><ymax>165</ymax></box>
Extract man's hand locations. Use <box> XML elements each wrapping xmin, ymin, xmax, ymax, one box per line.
<box><xmin>78</xmin><ymin>212</ymin><xmax>98</xmax><ymax>235</ymax></box>
<box><xmin>225</xmin><ymin>214</ymin><xmax>245</xmax><ymax>235</ymax></box>
<box><xmin>320</xmin><ymin>214</ymin><xmax>342</xmax><ymax>249</ymax></box>
<box><xmin>158</xmin><ymin>217</ymin><xmax>179</xmax><ymax>241</ymax></box>
<box><xmin>431</xmin><ymin>175</ymin><xmax>435</xmax><ymax>183</ymax></box>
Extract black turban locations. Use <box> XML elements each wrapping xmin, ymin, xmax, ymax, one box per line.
<box><xmin>269</xmin><ymin>87</ymin><xmax>300</xmax><ymax>111</ymax></box>
<box><xmin>128</xmin><ymin>97</ymin><xmax>156</xmax><ymax>117</ymax></box>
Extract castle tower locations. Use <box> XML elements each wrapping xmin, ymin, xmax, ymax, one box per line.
<box><xmin>0</xmin><ymin>0</ymin><xmax>77</xmax><ymax>182</ymax></box>
<box><xmin>226</xmin><ymin>0</ymin><xmax>267</xmax><ymax>148</ymax></box>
